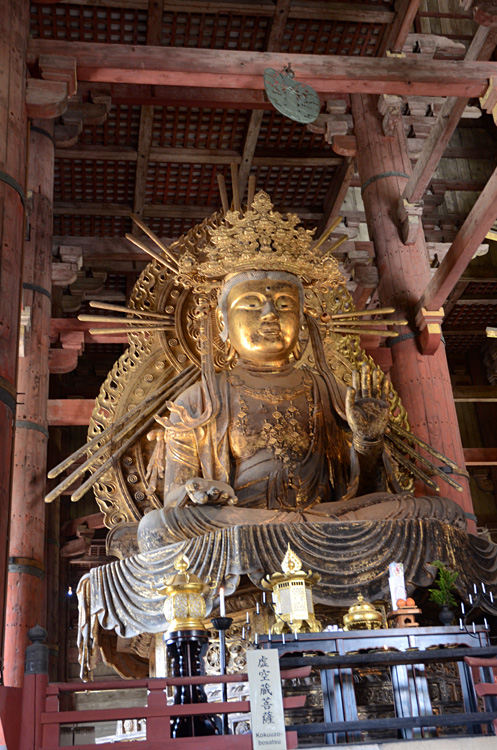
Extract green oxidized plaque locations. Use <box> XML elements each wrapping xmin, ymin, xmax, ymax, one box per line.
<box><xmin>263</xmin><ymin>66</ymin><xmax>320</xmax><ymax>124</ymax></box>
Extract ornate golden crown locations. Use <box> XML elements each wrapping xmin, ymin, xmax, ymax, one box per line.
<box><xmin>177</xmin><ymin>191</ymin><xmax>345</xmax><ymax>290</ymax></box>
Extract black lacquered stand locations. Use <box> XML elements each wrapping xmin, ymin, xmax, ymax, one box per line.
<box><xmin>165</xmin><ymin>628</ymin><xmax>218</xmax><ymax>738</ymax></box>
<box><xmin>211</xmin><ymin>616</ymin><xmax>233</xmax><ymax>735</ymax></box>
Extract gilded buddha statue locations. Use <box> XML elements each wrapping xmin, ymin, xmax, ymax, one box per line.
<box><xmin>48</xmin><ymin>193</ymin><xmax>497</xmax><ymax>679</ymax></box>
<box><xmin>138</xmin><ymin>270</ymin><xmax>408</xmax><ymax>551</ymax></box>
<box><xmin>134</xmin><ymin>193</ymin><xmax>465</xmax><ymax>552</ymax></box>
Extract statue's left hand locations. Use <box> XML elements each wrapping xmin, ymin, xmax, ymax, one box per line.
<box><xmin>346</xmin><ymin>363</ymin><xmax>390</xmax><ymax>446</ymax></box>
<box><xmin>184</xmin><ymin>477</ymin><xmax>238</xmax><ymax>507</ymax></box>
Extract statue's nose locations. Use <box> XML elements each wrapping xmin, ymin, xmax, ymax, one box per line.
<box><xmin>261</xmin><ymin>299</ymin><xmax>277</xmax><ymax>319</ymax></box>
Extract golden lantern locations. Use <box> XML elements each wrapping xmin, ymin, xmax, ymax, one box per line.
<box><xmin>343</xmin><ymin>594</ymin><xmax>383</xmax><ymax>631</ymax></box>
<box><xmin>155</xmin><ymin>554</ymin><xmax>210</xmax><ymax>634</ymax></box>
<box><xmin>262</xmin><ymin>544</ymin><xmax>321</xmax><ymax>634</ymax></box>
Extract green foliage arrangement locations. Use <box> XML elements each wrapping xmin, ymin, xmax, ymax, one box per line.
<box><xmin>428</xmin><ymin>561</ymin><xmax>458</xmax><ymax>607</ymax></box>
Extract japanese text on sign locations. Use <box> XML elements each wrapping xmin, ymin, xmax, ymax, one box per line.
<box><xmin>247</xmin><ymin>649</ymin><xmax>287</xmax><ymax>750</ymax></box>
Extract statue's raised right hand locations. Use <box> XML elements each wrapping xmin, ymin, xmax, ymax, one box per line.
<box><xmin>184</xmin><ymin>478</ymin><xmax>238</xmax><ymax>507</ymax></box>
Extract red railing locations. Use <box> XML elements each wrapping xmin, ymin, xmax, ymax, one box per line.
<box><xmin>19</xmin><ymin>667</ymin><xmax>310</xmax><ymax>750</ymax></box>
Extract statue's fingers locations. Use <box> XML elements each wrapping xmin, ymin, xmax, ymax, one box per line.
<box><xmin>381</xmin><ymin>375</ymin><xmax>390</xmax><ymax>401</ymax></box>
<box><xmin>361</xmin><ymin>362</ymin><xmax>371</xmax><ymax>398</ymax></box>
<box><xmin>346</xmin><ymin>386</ymin><xmax>356</xmax><ymax>414</ymax></box>
<box><xmin>372</xmin><ymin>368</ymin><xmax>380</xmax><ymax>399</ymax></box>
<box><xmin>352</xmin><ymin>369</ymin><xmax>360</xmax><ymax>393</ymax></box>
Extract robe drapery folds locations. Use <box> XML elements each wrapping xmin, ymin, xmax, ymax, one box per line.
<box><xmin>78</xmin><ymin>516</ymin><xmax>497</xmax><ymax>680</ymax></box>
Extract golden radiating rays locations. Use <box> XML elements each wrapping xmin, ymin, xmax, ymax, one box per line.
<box><xmin>78</xmin><ymin>299</ymin><xmax>175</xmax><ymax>335</ymax></box>
<box><xmin>330</xmin><ymin>307</ymin><xmax>407</xmax><ymax>339</ymax></box>
<box><xmin>45</xmin><ymin>365</ymin><xmax>199</xmax><ymax>504</ymax></box>
<box><xmin>49</xmin><ymin>185</ymin><xmax>464</xmax><ymax>505</ymax></box>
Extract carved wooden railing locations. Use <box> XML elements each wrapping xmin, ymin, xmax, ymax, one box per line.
<box><xmin>20</xmin><ymin>667</ymin><xmax>309</xmax><ymax>750</ymax></box>
<box><xmin>12</xmin><ymin>628</ymin><xmax>497</xmax><ymax>749</ymax></box>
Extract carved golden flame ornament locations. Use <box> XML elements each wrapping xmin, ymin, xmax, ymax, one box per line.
<box><xmin>262</xmin><ymin>544</ymin><xmax>321</xmax><ymax>634</ymax></box>
<box><xmin>154</xmin><ymin>554</ymin><xmax>210</xmax><ymax>634</ymax></box>
<box><xmin>343</xmin><ymin>594</ymin><xmax>383</xmax><ymax>631</ymax></box>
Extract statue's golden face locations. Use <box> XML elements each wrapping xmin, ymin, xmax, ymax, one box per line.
<box><xmin>221</xmin><ymin>278</ymin><xmax>300</xmax><ymax>365</ymax></box>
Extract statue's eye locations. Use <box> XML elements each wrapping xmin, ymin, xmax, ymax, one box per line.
<box><xmin>237</xmin><ymin>295</ymin><xmax>262</xmax><ymax>309</ymax></box>
<box><xmin>275</xmin><ymin>295</ymin><xmax>294</xmax><ymax>310</ymax></box>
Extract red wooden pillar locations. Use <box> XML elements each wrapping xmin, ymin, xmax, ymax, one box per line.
<box><xmin>4</xmin><ymin>122</ymin><xmax>54</xmax><ymax>686</ymax></box>
<box><xmin>0</xmin><ymin>0</ymin><xmax>30</xmax><ymax>673</ymax></box>
<box><xmin>350</xmin><ymin>94</ymin><xmax>475</xmax><ymax>529</ymax></box>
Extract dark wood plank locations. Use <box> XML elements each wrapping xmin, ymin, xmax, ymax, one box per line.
<box><xmin>464</xmin><ymin>448</ymin><xmax>497</xmax><ymax>466</ymax></box>
<box><xmin>453</xmin><ymin>386</ymin><xmax>497</xmax><ymax>402</ymax></box>
<box><xmin>28</xmin><ymin>40</ymin><xmax>497</xmax><ymax>97</ymax></box>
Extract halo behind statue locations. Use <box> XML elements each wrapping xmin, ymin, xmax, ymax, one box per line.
<box><xmin>45</xmin><ymin>192</ymin><xmax>465</xmax><ymax>536</ymax></box>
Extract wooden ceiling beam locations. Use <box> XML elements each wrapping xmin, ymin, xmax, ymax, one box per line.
<box><xmin>55</xmin><ymin>144</ymin><xmax>345</xmax><ymax>166</ymax></box>
<box><xmin>47</xmin><ymin>398</ymin><xmax>95</xmax><ymax>426</ymax></box>
<box><xmin>53</xmin><ymin>236</ymin><xmax>166</xmax><ymax>261</ymax></box>
<box><xmin>131</xmin><ymin>0</ymin><xmax>164</xmax><ymax>233</ymax></box>
<box><xmin>316</xmin><ymin>156</ymin><xmax>355</xmax><ymax>236</ymax></box>
<box><xmin>378</xmin><ymin>0</ymin><xmax>421</xmax><ymax>56</ymax></box>
<box><xmin>453</xmin><ymin>386</ymin><xmax>497</xmax><ymax>403</ymax></box>
<box><xmin>417</xmin><ymin>164</ymin><xmax>497</xmax><ymax>314</ymax></box>
<box><xmin>403</xmin><ymin>25</ymin><xmax>497</xmax><ymax>204</ymax></box>
<box><xmin>82</xmin><ymin>83</ymin><xmax>272</xmax><ymax>109</ymax></box>
<box><xmin>36</xmin><ymin>0</ymin><xmax>395</xmax><ymax>23</ymax></box>
<box><xmin>463</xmin><ymin>448</ymin><xmax>497</xmax><ymax>466</ymax></box>
<box><xmin>53</xmin><ymin>201</ymin><xmax>323</xmax><ymax>220</ymax></box>
<box><xmin>54</xmin><ymin>143</ymin><xmax>491</xmax><ymax>168</ymax></box>
<box><xmin>28</xmin><ymin>40</ymin><xmax>497</xmax><ymax>97</ymax></box>
<box><xmin>238</xmin><ymin>0</ymin><xmax>291</xmax><ymax>201</ymax></box>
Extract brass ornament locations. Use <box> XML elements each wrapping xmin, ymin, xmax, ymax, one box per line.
<box><xmin>343</xmin><ymin>594</ymin><xmax>383</xmax><ymax>631</ymax></box>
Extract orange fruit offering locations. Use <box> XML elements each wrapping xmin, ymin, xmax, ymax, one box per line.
<box><xmin>396</xmin><ymin>598</ymin><xmax>406</xmax><ymax>608</ymax></box>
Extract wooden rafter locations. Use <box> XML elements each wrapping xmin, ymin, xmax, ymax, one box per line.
<box><xmin>28</xmin><ymin>40</ymin><xmax>497</xmax><ymax>97</ymax></box>
<box><xmin>131</xmin><ymin>0</ymin><xmax>164</xmax><ymax>233</ymax></box>
<box><xmin>55</xmin><ymin>145</ymin><xmax>344</xmax><ymax>166</ymax></box>
<box><xmin>237</xmin><ymin>0</ymin><xmax>291</xmax><ymax>202</ymax></box>
<box><xmin>417</xmin><ymin>164</ymin><xmax>497</xmax><ymax>314</ymax></box>
<box><xmin>316</xmin><ymin>156</ymin><xmax>355</xmax><ymax>236</ymax></box>
<box><xmin>403</xmin><ymin>25</ymin><xmax>497</xmax><ymax>204</ymax></box>
<box><xmin>378</xmin><ymin>0</ymin><xmax>421</xmax><ymax>56</ymax></box>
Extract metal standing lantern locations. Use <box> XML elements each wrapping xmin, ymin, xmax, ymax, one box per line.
<box><xmin>156</xmin><ymin>554</ymin><xmax>210</xmax><ymax>635</ymax></box>
<box><xmin>263</xmin><ymin>544</ymin><xmax>321</xmax><ymax>634</ymax></box>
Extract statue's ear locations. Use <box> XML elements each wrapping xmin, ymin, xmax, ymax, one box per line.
<box><xmin>216</xmin><ymin>307</ymin><xmax>226</xmax><ymax>337</ymax></box>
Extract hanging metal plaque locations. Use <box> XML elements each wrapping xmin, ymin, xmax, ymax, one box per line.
<box><xmin>263</xmin><ymin>65</ymin><xmax>320</xmax><ymax>124</ymax></box>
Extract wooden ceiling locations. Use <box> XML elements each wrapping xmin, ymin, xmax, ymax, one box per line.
<box><xmin>29</xmin><ymin>0</ymin><xmax>497</xmax><ymax>368</ymax></box>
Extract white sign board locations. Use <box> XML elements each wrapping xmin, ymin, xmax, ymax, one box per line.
<box><xmin>246</xmin><ymin>649</ymin><xmax>287</xmax><ymax>750</ymax></box>
<box><xmin>389</xmin><ymin>561</ymin><xmax>407</xmax><ymax>610</ymax></box>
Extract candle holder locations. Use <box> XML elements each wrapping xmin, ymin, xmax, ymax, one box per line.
<box><xmin>459</xmin><ymin>583</ymin><xmax>496</xmax><ymax>638</ymax></box>
<box><xmin>153</xmin><ymin>555</ymin><xmax>217</xmax><ymax>738</ymax></box>
<box><xmin>211</xmin><ymin>616</ymin><xmax>233</xmax><ymax>735</ymax></box>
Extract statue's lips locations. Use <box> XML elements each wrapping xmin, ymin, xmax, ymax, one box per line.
<box><xmin>258</xmin><ymin>323</ymin><xmax>282</xmax><ymax>338</ymax></box>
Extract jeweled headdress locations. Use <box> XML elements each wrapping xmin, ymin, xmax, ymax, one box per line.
<box><xmin>177</xmin><ymin>191</ymin><xmax>345</xmax><ymax>290</ymax></box>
